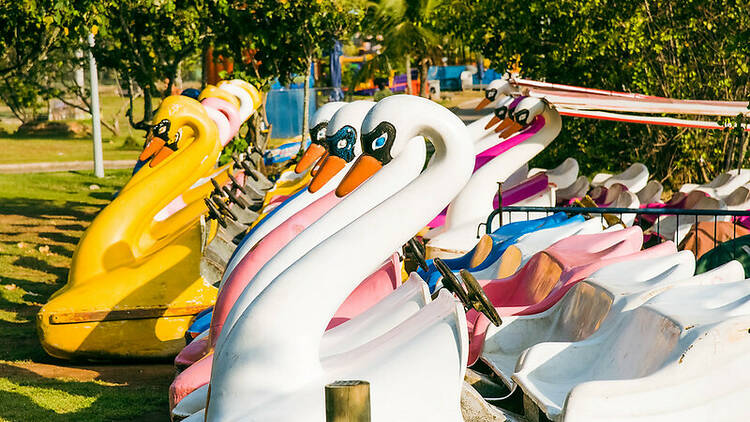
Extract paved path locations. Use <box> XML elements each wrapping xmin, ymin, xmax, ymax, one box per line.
<box><xmin>0</xmin><ymin>159</ymin><xmax>136</xmax><ymax>174</ymax></box>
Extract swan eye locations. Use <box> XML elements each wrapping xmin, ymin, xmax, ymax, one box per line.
<box><xmin>372</xmin><ymin>135</ymin><xmax>387</xmax><ymax>150</ymax></box>
<box><xmin>337</xmin><ymin>139</ymin><xmax>347</xmax><ymax>149</ymax></box>
<box><xmin>316</xmin><ymin>129</ymin><xmax>325</xmax><ymax>141</ymax></box>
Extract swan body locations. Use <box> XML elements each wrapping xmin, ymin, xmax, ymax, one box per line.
<box><xmin>425</xmin><ymin>97</ymin><xmax>562</xmax><ymax>258</ymax></box>
<box><xmin>206</xmin><ymin>95</ymin><xmax>474</xmax><ymax>421</ymax></box>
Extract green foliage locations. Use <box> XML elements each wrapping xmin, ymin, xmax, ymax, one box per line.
<box><xmin>210</xmin><ymin>0</ymin><xmax>363</xmax><ymax>87</ymax></box>
<box><xmin>360</xmin><ymin>0</ymin><xmax>447</xmax><ymax>96</ymax></box>
<box><xmin>0</xmin><ymin>0</ymin><xmax>95</xmax><ymax>122</ymax></box>
<box><xmin>91</xmin><ymin>0</ymin><xmax>209</xmax><ymax>129</ymax></box>
<box><xmin>457</xmin><ymin>0</ymin><xmax>750</xmax><ymax>187</ymax></box>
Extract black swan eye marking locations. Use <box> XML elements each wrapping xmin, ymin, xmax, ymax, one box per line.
<box><xmin>310</xmin><ymin>122</ymin><xmax>328</xmax><ymax>145</ymax></box>
<box><xmin>361</xmin><ymin>121</ymin><xmax>397</xmax><ymax>165</ymax></box>
<box><xmin>327</xmin><ymin>125</ymin><xmax>358</xmax><ymax>162</ymax></box>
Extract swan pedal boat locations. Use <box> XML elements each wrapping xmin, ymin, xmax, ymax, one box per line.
<box><xmin>201</xmin><ymin>95</ymin><xmax>476</xmax><ymax>421</ymax></box>
<box><xmin>513</xmin><ymin>263</ymin><xmax>750</xmax><ymax>421</ymax></box>
<box><xmin>38</xmin><ymin>96</ymin><xmax>225</xmax><ymax>359</ymax></box>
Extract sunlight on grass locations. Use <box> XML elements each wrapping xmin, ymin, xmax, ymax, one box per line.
<box><xmin>0</xmin><ymin>169</ymin><xmax>171</xmax><ymax>420</ymax></box>
<box><xmin>0</xmin><ymin>378</ymin><xmax>97</xmax><ymax>414</ymax></box>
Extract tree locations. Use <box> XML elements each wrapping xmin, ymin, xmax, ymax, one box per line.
<box><xmin>91</xmin><ymin>0</ymin><xmax>208</xmax><ymax>131</ymax></box>
<box><xmin>364</xmin><ymin>0</ymin><xmax>446</xmax><ymax>97</ymax></box>
<box><xmin>210</xmin><ymin>0</ymin><xmax>362</xmax><ymax>149</ymax></box>
<box><xmin>456</xmin><ymin>0</ymin><xmax>750</xmax><ymax>188</ymax></box>
<box><xmin>0</xmin><ymin>0</ymin><xmax>93</xmax><ymax>123</ymax></box>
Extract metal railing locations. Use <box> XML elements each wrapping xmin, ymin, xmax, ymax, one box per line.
<box><xmin>480</xmin><ymin>205</ymin><xmax>750</xmax><ymax>257</ymax></box>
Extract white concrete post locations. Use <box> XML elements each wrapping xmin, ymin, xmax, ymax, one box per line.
<box><xmin>88</xmin><ymin>32</ymin><xmax>104</xmax><ymax>178</ymax></box>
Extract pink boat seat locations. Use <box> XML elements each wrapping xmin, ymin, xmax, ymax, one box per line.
<box><xmin>463</xmin><ymin>227</ymin><xmax>675</xmax><ymax>365</ymax></box>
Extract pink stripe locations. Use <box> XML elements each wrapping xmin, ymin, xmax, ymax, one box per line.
<box><xmin>474</xmin><ymin>115</ymin><xmax>547</xmax><ymax>171</ymax></box>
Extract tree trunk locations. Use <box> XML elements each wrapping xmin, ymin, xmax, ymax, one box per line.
<box><xmin>405</xmin><ymin>54</ymin><xmax>412</xmax><ymax>95</ymax></box>
<box><xmin>301</xmin><ymin>54</ymin><xmax>313</xmax><ymax>150</ymax></box>
<box><xmin>419</xmin><ymin>57</ymin><xmax>431</xmax><ymax>98</ymax></box>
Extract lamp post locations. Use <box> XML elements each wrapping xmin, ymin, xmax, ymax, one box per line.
<box><xmin>88</xmin><ymin>30</ymin><xmax>104</xmax><ymax>178</ymax></box>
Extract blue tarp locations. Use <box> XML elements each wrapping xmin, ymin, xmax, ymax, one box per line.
<box><xmin>427</xmin><ymin>65</ymin><xmax>465</xmax><ymax>91</ymax></box>
<box><xmin>427</xmin><ymin>65</ymin><xmax>504</xmax><ymax>90</ymax></box>
<box><xmin>473</xmin><ymin>68</ymin><xmax>504</xmax><ymax>85</ymax></box>
<box><xmin>265</xmin><ymin>88</ymin><xmax>318</xmax><ymax>139</ymax></box>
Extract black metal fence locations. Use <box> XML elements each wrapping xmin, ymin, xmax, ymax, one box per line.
<box><xmin>480</xmin><ymin>205</ymin><xmax>750</xmax><ymax>257</ymax></box>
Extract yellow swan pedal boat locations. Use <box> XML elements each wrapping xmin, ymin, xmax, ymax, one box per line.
<box><xmin>38</xmin><ymin>96</ymin><xmax>222</xmax><ymax>360</ymax></box>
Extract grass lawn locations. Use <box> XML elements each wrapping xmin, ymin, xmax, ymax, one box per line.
<box><xmin>0</xmin><ymin>138</ymin><xmax>140</xmax><ymax>165</ymax></box>
<box><xmin>0</xmin><ymin>170</ymin><xmax>171</xmax><ymax>421</ymax></box>
<box><xmin>0</xmin><ymin>93</ymin><xmax>145</xmax><ymax>166</ymax></box>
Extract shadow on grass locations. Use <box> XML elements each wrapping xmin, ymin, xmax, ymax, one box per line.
<box><xmin>0</xmin><ymin>363</ymin><xmax>168</xmax><ymax>422</ymax></box>
<box><xmin>1</xmin><ymin>198</ymin><xmax>102</xmax><ymax>222</ymax></box>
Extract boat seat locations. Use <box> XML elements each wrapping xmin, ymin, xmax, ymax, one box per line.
<box><xmin>495</xmin><ymin>218</ymin><xmax>605</xmax><ymax>279</ymax></box>
<box><xmin>529</xmin><ymin>158</ymin><xmax>579</xmax><ymax>190</ymax></box>
<box><xmin>556</xmin><ymin>175</ymin><xmax>590</xmax><ymax>203</ymax></box>
<box><xmin>417</xmin><ymin>213</ymin><xmax>572</xmax><ymax>290</ymax></box>
<box><xmin>513</xmin><ymin>271</ymin><xmax>750</xmax><ymax>421</ymax></box>
<box><xmin>603</xmin><ymin>163</ymin><xmax>649</xmax><ymax>192</ymax></box>
<box><xmin>678</xmin><ymin>221</ymin><xmax>750</xmax><ymax>259</ymax></box>
<box><xmin>696</xmin><ymin>170</ymin><xmax>750</xmax><ymax>199</ymax></box>
<box><xmin>636</xmin><ymin>180</ymin><xmax>663</xmax><ymax>204</ymax></box>
<box><xmin>469</xmin><ymin>235</ymin><xmax>494</xmax><ymax>268</ymax></box>
<box><xmin>650</xmin><ymin>196</ymin><xmax>728</xmax><ymax>244</ymax></box>
<box><xmin>466</xmin><ymin>227</ymin><xmax>654</xmax><ymax>364</ymax></box>
<box><xmin>590</xmin><ymin>172</ymin><xmax>613</xmax><ymax>187</ymax></box>
<box><xmin>724</xmin><ymin>184</ymin><xmax>750</xmax><ymax>210</ymax></box>
<box><xmin>481</xmin><ymin>250</ymin><xmax>698</xmax><ymax>388</ymax></box>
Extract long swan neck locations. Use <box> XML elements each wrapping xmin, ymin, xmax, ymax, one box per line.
<box><xmin>445</xmin><ymin>108</ymin><xmax>562</xmax><ymax>226</ymax></box>
<box><xmin>69</xmin><ymin>113</ymin><xmax>219</xmax><ymax>284</ymax></box>
<box><xmin>210</xmin><ymin>100</ymin><xmax>475</xmax><ymax>413</ymax></box>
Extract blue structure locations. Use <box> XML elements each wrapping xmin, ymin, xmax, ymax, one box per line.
<box><xmin>427</xmin><ymin>65</ymin><xmax>504</xmax><ymax>91</ymax></box>
<box><xmin>266</xmin><ymin>63</ymin><xmax>318</xmax><ymax>139</ymax></box>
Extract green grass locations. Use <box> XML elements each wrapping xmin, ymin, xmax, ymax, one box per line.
<box><xmin>0</xmin><ymin>170</ymin><xmax>170</xmax><ymax>421</ymax></box>
<box><xmin>0</xmin><ymin>93</ymin><xmax>146</xmax><ymax>166</ymax></box>
<box><xmin>0</xmin><ymin>138</ymin><xmax>140</xmax><ymax>165</ymax></box>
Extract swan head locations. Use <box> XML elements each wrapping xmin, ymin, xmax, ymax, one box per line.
<box><xmin>483</xmin><ymin>95</ymin><xmax>516</xmax><ymax>130</ymax></box>
<box><xmin>475</xmin><ymin>79</ymin><xmax>513</xmax><ymax>110</ymax></box>
<box><xmin>308</xmin><ymin>100</ymin><xmax>376</xmax><ymax>193</ymax></box>
<box><xmin>295</xmin><ymin>101</ymin><xmax>347</xmax><ymax>173</ymax></box>
<box><xmin>137</xmin><ymin>96</ymin><xmax>211</xmax><ymax>168</ymax></box>
<box><xmin>513</xmin><ymin>97</ymin><xmax>548</xmax><ymax>126</ymax></box>
<box><xmin>335</xmin><ymin>94</ymin><xmax>432</xmax><ymax>197</ymax></box>
<box><xmin>495</xmin><ymin>97</ymin><xmax>548</xmax><ymax>139</ymax></box>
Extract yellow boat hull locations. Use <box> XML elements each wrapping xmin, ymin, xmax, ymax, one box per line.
<box><xmin>38</xmin><ymin>223</ymin><xmax>217</xmax><ymax>360</ymax></box>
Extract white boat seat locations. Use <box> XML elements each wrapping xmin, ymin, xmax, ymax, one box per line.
<box><xmin>556</xmin><ymin>176</ymin><xmax>590</xmax><ymax>202</ymax></box>
<box><xmin>529</xmin><ymin>158</ymin><xmax>579</xmax><ymax>190</ymax></box>
<box><xmin>636</xmin><ymin>180</ymin><xmax>663</xmax><ymax>204</ymax></box>
<box><xmin>512</xmin><ymin>263</ymin><xmax>749</xmax><ymax>421</ymax></box>
<box><xmin>603</xmin><ymin>163</ymin><xmax>649</xmax><ymax>192</ymax></box>
<box><xmin>650</xmin><ymin>196</ymin><xmax>728</xmax><ymax>244</ymax></box>
<box><xmin>724</xmin><ymin>184</ymin><xmax>750</xmax><ymax>210</ymax></box>
<box><xmin>481</xmin><ymin>251</ymin><xmax>698</xmax><ymax>388</ymax></box>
